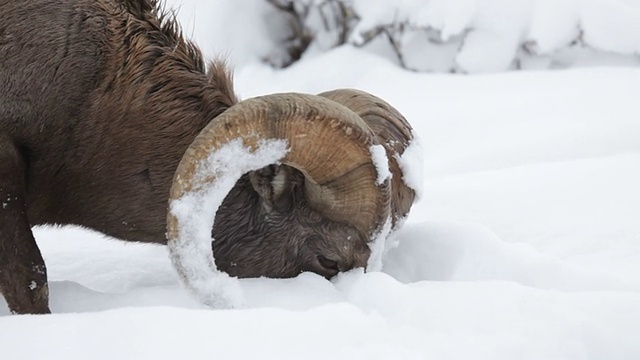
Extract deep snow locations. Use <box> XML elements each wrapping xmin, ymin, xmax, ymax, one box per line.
<box><xmin>2</xmin><ymin>2</ymin><xmax>640</xmax><ymax>359</ymax></box>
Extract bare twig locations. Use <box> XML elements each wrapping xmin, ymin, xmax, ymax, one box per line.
<box><xmin>265</xmin><ymin>0</ymin><xmax>357</xmax><ymax>68</ymax></box>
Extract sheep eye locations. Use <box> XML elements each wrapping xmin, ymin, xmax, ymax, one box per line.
<box><xmin>317</xmin><ymin>255</ymin><xmax>338</xmax><ymax>271</ymax></box>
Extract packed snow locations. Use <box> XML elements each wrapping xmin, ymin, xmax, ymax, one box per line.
<box><xmin>3</xmin><ymin>1</ymin><xmax>640</xmax><ymax>359</ymax></box>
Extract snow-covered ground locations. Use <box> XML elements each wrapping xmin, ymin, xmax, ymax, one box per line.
<box><xmin>3</xmin><ymin>2</ymin><xmax>640</xmax><ymax>359</ymax></box>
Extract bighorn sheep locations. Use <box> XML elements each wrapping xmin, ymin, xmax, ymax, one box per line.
<box><xmin>0</xmin><ymin>0</ymin><xmax>416</xmax><ymax>314</ymax></box>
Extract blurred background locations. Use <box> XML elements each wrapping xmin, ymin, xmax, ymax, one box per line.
<box><xmin>166</xmin><ymin>0</ymin><xmax>640</xmax><ymax>73</ymax></box>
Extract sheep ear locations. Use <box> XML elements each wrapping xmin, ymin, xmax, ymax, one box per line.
<box><xmin>249</xmin><ymin>165</ymin><xmax>289</xmax><ymax>211</ymax></box>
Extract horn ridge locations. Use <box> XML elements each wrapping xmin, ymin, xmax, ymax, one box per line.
<box><xmin>318</xmin><ymin>89</ymin><xmax>417</xmax><ymax>227</ymax></box>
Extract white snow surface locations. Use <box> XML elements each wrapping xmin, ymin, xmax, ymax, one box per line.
<box><xmin>3</xmin><ymin>4</ymin><xmax>640</xmax><ymax>360</ymax></box>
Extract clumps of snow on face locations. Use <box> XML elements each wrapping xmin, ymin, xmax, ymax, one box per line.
<box><xmin>169</xmin><ymin>138</ymin><xmax>289</xmax><ymax>309</ymax></box>
<box><xmin>366</xmin><ymin>217</ymin><xmax>393</xmax><ymax>272</ymax></box>
<box><xmin>370</xmin><ymin>144</ymin><xmax>391</xmax><ymax>186</ymax></box>
<box><xmin>396</xmin><ymin>132</ymin><xmax>424</xmax><ymax>200</ymax></box>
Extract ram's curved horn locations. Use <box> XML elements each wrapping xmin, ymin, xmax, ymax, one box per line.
<box><xmin>166</xmin><ymin>93</ymin><xmax>392</xmax><ymax>302</ymax></box>
<box><xmin>318</xmin><ymin>89</ymin><xmax>417</xmax><ymax>227</ymax></box>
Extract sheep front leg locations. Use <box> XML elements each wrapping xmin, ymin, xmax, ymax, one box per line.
<box><xmin>0</xmin><ymin>136</ymin><xmax>50</xmax><ymax>314</ymax></box>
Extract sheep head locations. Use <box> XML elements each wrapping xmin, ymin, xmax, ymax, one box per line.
<box><xmin>166</xmin><ymin>91</ymin><xmax>416</xmax><ymax>302</ymax></box>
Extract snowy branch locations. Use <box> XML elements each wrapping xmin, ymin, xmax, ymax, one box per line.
<box><xmin>260</xmin><ymin>0</ymin><xmax>640</xmax><ymax>73</ymax></box>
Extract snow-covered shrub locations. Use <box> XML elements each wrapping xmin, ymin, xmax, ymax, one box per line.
<box><xmin>266</xmin><ymin>0</ymin><xmax>640</xmax><ymax>73</ymax></box>
<box><xmin>264</xmin><ymin>0</ymin><xmax>358</xmax><ymax>66</ymax></box>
